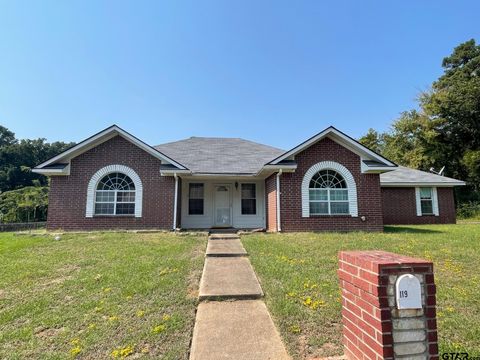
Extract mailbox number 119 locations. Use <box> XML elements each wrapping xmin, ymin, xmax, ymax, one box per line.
<box><xmin>399</xmin><ymin>290</ymin><xmax>408</xmax><ymax>298</ymax></box>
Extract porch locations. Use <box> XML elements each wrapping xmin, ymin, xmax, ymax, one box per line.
<box><xmin>177</xmin><ymin>177</ymin><xmax>266</xmax><ymax>230</ymax></box>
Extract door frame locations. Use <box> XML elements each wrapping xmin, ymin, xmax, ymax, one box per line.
<box><xmin>213</xmin><ymin>183</ymin><xmax>233</xmax><ymax>227</ymax></box>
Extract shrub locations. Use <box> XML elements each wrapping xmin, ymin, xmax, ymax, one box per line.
<box><xmin>457</xmin><ymin>201</ymin><xmax>480</xmax><ymax>220</ymax></box>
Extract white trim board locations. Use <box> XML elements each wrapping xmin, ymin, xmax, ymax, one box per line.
<box><xmin>35</xmin><ymin>125</ymin><xmax>187</xmax><ymax>171</ymax></box>
<box><xmin>269</xmin><ymin>126</ymin><xmax>396</xmax><ymax>168</ymax></box>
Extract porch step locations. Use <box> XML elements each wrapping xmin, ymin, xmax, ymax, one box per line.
<box><xmin>209</xmin><ymin>228</ymin><xmax>238</xmax><ymax>234</ymax></box>
<box><xmin>199</xmin><ymin>257</ymin><xmax>263</xmax><ymax>300</ymax></box>
<box><xmin>208</xmin><ymin>233</ymin><xmax>240</xmax><ymax>240</ymax></box>
<box><xmin>206</xmin><ymin>238</ymin><xmax>247</xmax><ymax>257</ymax></box>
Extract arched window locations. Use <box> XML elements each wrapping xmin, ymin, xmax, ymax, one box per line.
<box><xmin>301</xmin><ymin>161</ymin><xmax>358</xmax><ymax>217</ymax></box>
<box><xmin>85</xmin><ymin>165</ymin><xmax>143</xmax><ymax>218</ymax></box>
<box><xmin>95</xmin><ymin>173</ymin><xmax>136</xmax><ymax>215</ymax></box>
<box><xmin>309</xmin><ymin>170</ymin><xmax>349</xmax><ymax>215</ymax></box>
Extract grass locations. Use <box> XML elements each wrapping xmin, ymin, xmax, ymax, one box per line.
<box><xmin>0</xmin><ymin>231</ymin><xmax>206</xmax><ymax>359</ymax></box>
<box><xmin>242</xmin><ymin>224</ymin><xmax>480</xmax><ymax>359</ymax></box>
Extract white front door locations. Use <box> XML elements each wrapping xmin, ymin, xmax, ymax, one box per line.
<box><xmin>214</xmin><ymin>185</ymin><xmax>232</xmax><ymax>227</ymax></box>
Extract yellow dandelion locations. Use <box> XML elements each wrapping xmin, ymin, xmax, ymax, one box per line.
<box><xmin>70</xmin><ymin>346</ymin><xmax>81</xmax><ymax>357</ymax></box>
<box><xmin>108</xmin><ymin>316</ymin><xmax>119</xmax><ymax>322</ymax></box>
<box><xmin>152</xmin><ymin>324</ymin><xmax>166</xmax><ymax>334</ymax></box>
<box><xmin>70</xmin><ymin>338</ymin><xmax>80</xmax><ymax>345</ymax></box>
<box><xmin>88</xmin><ymin>323</ymin><xmax>96</xmax><ymax>330</ymax></box>
<box><xmin>288</xmin><ymin>325</ymin><xmax>301</xmax><ymax>334</ymax></box>
<box><xmin>162</xmin><ymin>314</ymin><xmax>171</xmax><ymax>321</ymax></box>
<box><xmin>136</xmin><ymin>310</ymin><xmax>145</xmax><ymax>317</ymax></box>
<box><xmin>103</xmin><ymin>287</ymin><xmax>112</xmax><ymax>293</ymax></box>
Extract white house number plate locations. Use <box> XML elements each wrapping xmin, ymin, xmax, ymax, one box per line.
<box><xmin>395</xmin><ymin>274</ymin><xmax>422</xmax><ymax>309</ymax></box>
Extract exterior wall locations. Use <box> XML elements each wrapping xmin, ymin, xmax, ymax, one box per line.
<box><xmin>382</xmin><ymin>187</ymin><xmax>456</xmax><ymax>225</ymax></box>
<box><xmin>265</xmin><ymin>174</ymin><xmax>277</xmax><ymax>232</ymax></box>
<box><xmin>180</xmin><ymin>179</ymin><xmax>266</xmax><ymax>229</ymax></box>
<box><xmin>280</xmin><ymin>137</ymin><xmax>384</xmax><ymax>232</ymax></box>
<box><xmin>47</xmin><ymin>135</ymin><xmax>175</xmax><ymax>230</ymax></box>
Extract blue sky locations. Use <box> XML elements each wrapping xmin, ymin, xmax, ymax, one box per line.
<box><xmin>0</xmin><ymin>1</ymin><xmax>478</xmax><ymax>150</ymax></box>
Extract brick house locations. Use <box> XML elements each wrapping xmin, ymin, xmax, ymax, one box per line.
<box><xmin>33</xmin><ymin>125</ymin><xmax>464</xmax><ymax>231</ymax></box>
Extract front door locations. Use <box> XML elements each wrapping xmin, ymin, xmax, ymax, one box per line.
<box><xmin>214</xmin><ymin>185</ymin><xmax>232</xmax><ymax>227</ymax></box>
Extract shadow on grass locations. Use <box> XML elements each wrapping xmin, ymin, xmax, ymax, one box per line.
<box><xmin>384</xmin><ymin>226</ymin><xmax>444</xmax><ymax>234</ymax></box>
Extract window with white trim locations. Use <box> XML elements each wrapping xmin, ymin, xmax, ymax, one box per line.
<box><xmin>309</xmin><ymin>170</ymin><xmax>349</xmax><ymax>215</ymax></box>
<box><xmin>95</xmin><ymin>172</ymin><xmax>136</xmax><ymax>215</ymax></box>
<box><xmin>241</xmin><ymin>183</ymin><xmax>256</xmax><ymax>215</ymax></box>
<box><xmin>189</xmin><ymin>183</ymin><xmax>204</xmax><ymax>215</ymax></box>
<box><xmin>419</xmin><ymin>187</ymin><xmax>434</xmax><ymax>215</ymax></box>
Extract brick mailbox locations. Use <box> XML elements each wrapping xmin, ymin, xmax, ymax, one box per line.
<box><xmin>338</xmin><ymin>251</ymin><xmax>438</xmax><ymax>360</ymax></box>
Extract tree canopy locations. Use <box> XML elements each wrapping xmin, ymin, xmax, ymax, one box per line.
<box><xmin>0</xmin><ymin>126</ymin><xmax>74</xmax><ymax>192</ymax></box>
<box><xmin>360</xmin><ymin>39</ymin><xmax>480</xmax><ymax>199</ymax></box>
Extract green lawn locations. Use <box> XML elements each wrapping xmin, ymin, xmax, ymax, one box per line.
<box><xmin>242</xmin><ymin>224</ymin><xmax>480</xmax><ymax>360</ymax></box>
<box><xmin>0</xmin><ymin>231</ymin><xmax>206</xmax><ymax>359</ymax></box>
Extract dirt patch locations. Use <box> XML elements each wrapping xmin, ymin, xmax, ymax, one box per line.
<box><xmin>0</xmin><ymin>289</ymin><xmax>5</xmax><ymax>299</ymax></box>
<box><xmin>34</xmin><ymin>326</ymin><xmax>65</xmax><ymax>339</ymax></box>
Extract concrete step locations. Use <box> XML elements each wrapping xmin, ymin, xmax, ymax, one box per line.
<box><xmin>206</xmin><ymin>239</ymin><xmax>247</xmax><ymax>257</ymax></box>
<box><xmin>208</xmin><ymin>233</ymin><xmax>240</xmax><ymax>240</ymax></box>
<box><xmin>199</xmin><ymin>257</ymin><xmax>263</xmax><ymax>300</ymax></box>
<box><xmin>189</xmin><ymin>300</ymin><xmax>290</xmax><ymax>360</ymax></box>
<box><xmin>209</xmin><ymin>228</ymin><xmax>238</xmax><ymax>234</ymax></box>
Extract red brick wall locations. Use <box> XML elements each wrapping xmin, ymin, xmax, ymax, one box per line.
<box><xmin>265</xmin><ymin>174</ymin><xmax>277</xmax><ymax>232</ymax></box>
<box><xmin>280</xmin><ymin>137</ymin><xmax>384</xmax><ymax>232</ymax></box>
<box><xmin>382</xmin><ymin>187</ymin><xmax>456</xmax><ymax>225</ymax></box>
<box><xmin>47</xmin><ymin>135</ymin><xmax>175</xmax><ymax>230</ymax></box>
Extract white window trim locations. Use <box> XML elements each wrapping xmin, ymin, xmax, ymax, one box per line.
<box><xmin>188</xmin><ymin>183</ymin><xmax>205</xmax><ymax>216</ymax></box>
<box><xmin>415</xmin><ymin>187</ymin><xmax>439</xmax><ymax>217</ymax></box>
<box><xmin>86</xmin><ymin>165</ymin><xmax>143</xmax><ymax>218</ymax></box>
<box><xmin>240</xmin><ymin>183</ymin><xmax>257</xmax><ymax>215</ymax></box>
<box><xmin>301</xmin><ymin>161</ymin><xmax>358</xmax><ymax>217</ymax></box>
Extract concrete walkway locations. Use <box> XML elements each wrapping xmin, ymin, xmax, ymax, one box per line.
<box><xmin>190</xmin><ymin>232</ymin><xmax>290</xmax><ymax>360</ymax></box>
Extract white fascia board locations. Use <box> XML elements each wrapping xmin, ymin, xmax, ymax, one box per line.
<box><xmin>160</xmin><ymin>169</ymin><xmax>192</xmax><ymax>176</ymax></box>
<box><xmin>35</xmin><ymin>125</ymin><xmax>187</xmax><ymax>170</ymax></box>
<box><xmin>361</xmin><ymin>161</ymin><xmax>397</xmax><ymax>174</ymax></box>
<box><xmin>269</xmin><ymin>127</ymin><xmax>396</xmax><ymax>167</ymax></box>
<box><xmin>32</xmin><ymin>164</ymin><xmax>71</xmax><ymax>176</ymax></box>
<box><xmin>381</xmin><ymin>181</ymin><xmax>465</xmax><ymax>187</ymax></box>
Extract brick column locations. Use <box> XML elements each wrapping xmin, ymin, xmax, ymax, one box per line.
<box><xmin>338</xmin><ymin>250</ymin><xmax>438</xmax><ymax>360</ymax></box>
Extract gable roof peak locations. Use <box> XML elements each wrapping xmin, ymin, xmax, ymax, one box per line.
<box><xmin>268</xmin><ymin>125</ymin><xmax>396</xmax><ymax>168</ymax></box>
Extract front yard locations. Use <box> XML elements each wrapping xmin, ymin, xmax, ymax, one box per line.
<box><xmin>242</xmin><ymin>224</ymin><xmax>480</xmax><ymax>359</ymax></box>
<box><xmin>1</xmin><ymin>225</ymin><xmax>479</xmax><ymax>360</ymax></box>
<box><xmin>0</xmin><ymin>231</ymin><xmax>206</xmax><ymax>359</ymax></box>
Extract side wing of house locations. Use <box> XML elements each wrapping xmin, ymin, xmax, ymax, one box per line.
<box><xmin>265</xmin><ymin>127</ymin><xmax>397</xmax><ymax>232</ymax></box>
<box><xmin>33</xmin><ymin>125</ymin><xmax>187</xmax><ymax>231</ymax></box>
<box><xmin>380</xmin><ymin>167</ymin><xmax>465</xmax><ymax>225</ymax></box>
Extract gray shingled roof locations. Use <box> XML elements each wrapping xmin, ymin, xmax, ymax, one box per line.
<box><xmin>380</xmin><ymin>166</ymin><xmax>465</xmax><ymax>185</ymax></box>
<box><xmin>155</xmin><ymin>137</ymin><xmax>285</xmax><ymax>174</ymax></box>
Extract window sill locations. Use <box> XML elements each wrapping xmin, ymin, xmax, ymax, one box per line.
<box><xmin>309</xmin><ymin>214</ymin><xmax>352</xmax><ymax>217</ymax></box>
<box><xmin>93</xmin><ymin>215</ymin><xmax>136</xmax><ymax>218</ymax></box>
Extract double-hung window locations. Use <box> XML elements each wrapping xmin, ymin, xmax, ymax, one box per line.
<box><xmin>419</xmin><ymin>187</ymin><xmax>434</xmax><ymax>215</ymax></box>
<box><xmin>241</xmin><ymin>183</ymin><xmax>256</xmax><ymax>215</ymax></box>
<box><xmin>189</xmin><ymin>183</ymin><xmax>204</xmax><ymax>215</ymax></box>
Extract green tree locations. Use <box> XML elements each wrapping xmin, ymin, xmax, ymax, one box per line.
<box><xmin>0</xmin><ymin>186</ymin><xmax>49</xmax><ymax>223</ymax></box>
<box><xmin>0</xmin><ymin>126</ymin><xmax>74</xmax><ymax>192</ymax></box>
<box><xmin>421</xmin><ymin>39</ymin><xmax>480</xmax><ymax>188</ymax></box>
<box><xmin>359</xmin><ymin>128</ymin><xmax>384</xmax><ymax>154</ymax></box>
<box><xmin>359</xmin><ymin>39</ymin><xmax>480</xmax><ymax>200</ymax></box>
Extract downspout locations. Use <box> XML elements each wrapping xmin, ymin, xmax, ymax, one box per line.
<box><xmin>276</xmin><ymin>169</ymin><xmax>282</xmax><ymax>232</ymax></box>
<box><xmin>173</xmin><ymin>173</ymin><xmax>178</xmax><ymax>230</ymax></box>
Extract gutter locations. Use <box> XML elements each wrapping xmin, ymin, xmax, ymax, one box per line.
<box><xmin>276</xmin><ymin>169</ymin><xmax>282</xmax><ymax>232</ymax></box>
<box><xmin>173</xmin><ymin>173</ymin><xmax>178</xmax><ymax>230</ymax></box>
